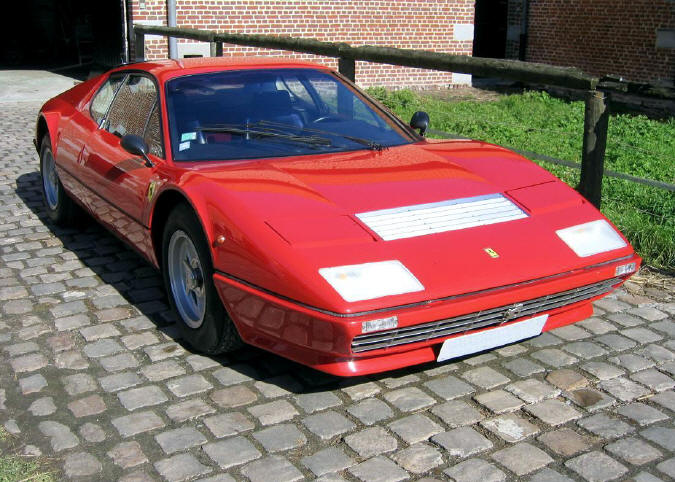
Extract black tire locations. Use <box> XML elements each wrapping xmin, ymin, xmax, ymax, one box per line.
<box><xmin>40</xmin><ymin>135</ymin><xmax>77</xmax><ymax>225</ymax></box>
<box><xmin>162</xmin><ymin>203</ymin><xmax>243</xmax><ymax>354</ymax></box>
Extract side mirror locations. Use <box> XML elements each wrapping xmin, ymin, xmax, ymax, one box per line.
<box><xmin>121</xmin><ymin>134</ymin><xmax>154</xmax><ymax>167</ymax></box>
<box><xmin>410</xmin><ymin>111</ymin><xmax>430</xmax><ymax>136</ymax></box>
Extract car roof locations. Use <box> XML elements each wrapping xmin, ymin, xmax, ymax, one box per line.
<box><xmin>115</xmin><ymin>56</ymin><xmax>331</xmax><ymax>80</ymax></box>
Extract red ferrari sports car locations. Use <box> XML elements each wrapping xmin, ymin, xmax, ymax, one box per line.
<box><xmin>35</xmin><ymin>57</ymin><xmax>639</xmax><ymax>376</ymax></box>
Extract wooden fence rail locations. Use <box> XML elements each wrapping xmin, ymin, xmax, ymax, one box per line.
<box><xmin>133</xmin><ymin>24</ymin><xmax>615</xmax><ymax>207</ymax></box>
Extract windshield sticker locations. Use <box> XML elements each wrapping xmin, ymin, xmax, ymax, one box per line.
<box><xmin>178</xmin><ymin>141</ymin><xmax>191</xmax><ymax>151</ymax></box>
<box><xmin>181</xmin><ymin>132</ymin><xmax>197</xmax><ymax>142</ymax></box>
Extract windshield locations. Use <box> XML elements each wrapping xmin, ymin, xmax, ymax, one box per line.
<box><xmin>165</xmin><ymin>68</ymin><xmax>412</xmax><ymax>161</ymax></box>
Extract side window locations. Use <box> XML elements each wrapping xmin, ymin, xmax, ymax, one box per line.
<box><xmin>105</xmin><ymin>75</ymin><xmax>164</xmax><ymax>158</ymax></box>
<box><xmin>90</xmin><ymin>76</ymin><xmax>124</xmax><ymax>125</ymax></box>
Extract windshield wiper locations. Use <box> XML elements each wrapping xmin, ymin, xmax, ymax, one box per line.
<box><xmin>197</xmin><ymin>124</ymin><xmax>332</xmax><ymax>147</ymax></box>
<box><xmin>255</xmin><ymin>120</ymin><xmax>387</xmax><ymax>151</ymax></box>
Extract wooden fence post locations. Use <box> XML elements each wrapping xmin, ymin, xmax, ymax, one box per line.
<box><xmin>578</xmin><ymin>90</ymin><xmax>609</xmax><ymax>208</ymax></box>
<box><xmin>210</xmin><ymin>41</ymin><xmax>223</xmax><ymax>57</ymax></box>
<box><xmin>134</xmin><ymin>30</ymin><xmax>145</xmax><ymax>62</ymax></box>
<box><xmin>338</xmin><ymin>56</ymin><xmax>356</xmax><ymax>82</ymax></box>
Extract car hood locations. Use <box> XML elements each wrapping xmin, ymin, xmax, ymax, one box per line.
<box><xmin>185</xmin><ymin>140</ymin><xmax>634</xmax><ymax>313</ymax></box>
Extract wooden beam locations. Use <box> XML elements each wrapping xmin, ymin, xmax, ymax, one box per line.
<box><xmin>578</xmin><ymin>90</ymin><xmax>610</xmax><ymax>207</ymax></box>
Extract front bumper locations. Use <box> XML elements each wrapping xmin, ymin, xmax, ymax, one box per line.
<box><xmin>213</xmin><ymin>254</ymin><xmax>640</xmax><ymax>376</ymax></box>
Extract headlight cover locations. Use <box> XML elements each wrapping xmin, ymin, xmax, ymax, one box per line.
<box><xmin>556</xmin><ymin>220</ymin><xmax>627</xmax><ymax>257</ymax></box>
<box><xmin>319</xmin><ymin>260</ymin><xmax>424</xmax><ymax>302</ymax></box>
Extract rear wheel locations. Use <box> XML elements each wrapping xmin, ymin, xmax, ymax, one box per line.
<box><xmin>40</xmin><ymin>135</ymin><xmax>77</xmax><ymax>224</ymax></box>
<box><xmin>162</xmin><ymin>204</ymin><xmax>243</xmax><ymax>354</ymax></box>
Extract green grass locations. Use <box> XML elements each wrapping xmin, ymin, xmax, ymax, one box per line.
<box><xmin>0</xmin><ymin>429</ymin><xmax>53</xmax><ymax>482</ymax></box>
<box><xmin>367</xmin><ymin>88</ymin><xmax>675</xmax><ymax>272</ymax></box>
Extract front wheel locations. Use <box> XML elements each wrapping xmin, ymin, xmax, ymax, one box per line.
<box><xmin>40</xmin><ymin>135</ymin><xmax>77</xmax><ymax>225</ymax></box>
<box><xmin>162</xmin><ymin>204</ymin><xmax>243</xmax><ymax>354</ymax></box>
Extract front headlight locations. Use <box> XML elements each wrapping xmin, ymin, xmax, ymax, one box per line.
<box><xmin>319</xmin><ymin>260</ymin><xmax>424</xmax><ymax>302</ymax></box>
<box><xmin>556</xmin><ymin>220</ymin><xmax>627</xmax><ymax>257</ymax></box>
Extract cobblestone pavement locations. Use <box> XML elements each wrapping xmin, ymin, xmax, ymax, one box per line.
<box><xmin>1</xmin><ymin>100</ymin><xmax>675</xmax><ymax>481</ymax></box>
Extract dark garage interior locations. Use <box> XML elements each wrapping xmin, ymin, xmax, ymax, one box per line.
<box><xmin>1</xmin><ymin>0</ymin><xmax>129</xmax><ymax>74</ymax></box>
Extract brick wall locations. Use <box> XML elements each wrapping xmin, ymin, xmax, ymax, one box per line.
<box><xmin>130</xmin><ymin>0</ymin><xmax>475</xmax><ymax>88</ymax></box>
<box><xmin>507</xmin><ymin>0</ymin><xmax>675</xmax><ymax>84</ymax></box>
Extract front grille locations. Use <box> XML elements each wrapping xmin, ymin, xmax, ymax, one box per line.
<box><xmin>356</xmin><ymin>194</ymin><xmax>528</xmax><ymax>241</ymax></box>
<box><xmin>351</xmin><ymin>277</ymin><xmax>619</xmax><ymax>353</ymax></box>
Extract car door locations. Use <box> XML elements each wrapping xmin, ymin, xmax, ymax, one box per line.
<box><xmin>81</xmin><ymin>73</ymin><xmax>164</xmax><ymax>250</ymax></box>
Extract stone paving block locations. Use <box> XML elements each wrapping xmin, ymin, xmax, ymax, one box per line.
<box><xmin>607</xmin><ymin>312</ymin><xmax>644</xmax><ymax>327</ymax></box>
<box><xmin>432</xmin><ymin>426</ymin><xmax>493</xmax><ymax>457</ymax></box>
<box><xmin>608</xmin><ymin>353</ymin><xmax>655</xmax><ymax>373</ymax></box>
<box><xmin>502</xmin><ymin>358</ymin><xmax>545</xmax><ymax>377</ymax></box>
<box><xmin>54</xmin><ymin>313</ymin><xmax>90</xmax><ymax>331</ymax></box>
<box><xmin>631</xmin><ymin>369</ymin><xmax>675</xmax><ymax>392</ymax></box>
<box><xmin>474</xmin><ymin>389</ymin><xmax>524</xmax><ymax>413</ymax></box>
<box><xmin>431</xmin><ymin>401</ymin><xmax>483</xmax><ymax>430</ymax></box>
<box><xmin>19</xmin><ymin>373</ymin><xmax>47</xmax><ymax>395</ymax></box>
<box><xmin>529</xmin><ymin>468</ymin><xmax>575</xmax><ymax>482</ymax></box>
<box><xmin>598</xmin><ymin>376</ymin><xmax>651</xmax><ymax>402</ymax></box>
<box><xmin>241</xmin><ymin>455</ymin><xmax>303</xmax><ymax>482</ymax></box>
<box><xmin>391</xmin><ymin>443</ymin><xmax>443</xmax><ymax>474</ymax></box>
<box><xmin>254</xmin><ymin>374</ymin><xmax>303</xmax><ymax>398</ymax></box>
<box><xmin>166</xmin><ymin>374</ymin><xmax>213</xmax><ymax>397</ymax></box>
<box><xmin>526</xmin><ymin>332</ymin><xmax>562</xmax><ymax>348</ymax></box>
<box><xmin>562</xmin><ymin>341</ymin><xmax>608</xmax><ymax>359</ymax></box>
<box><xmin>63</xmin><ymin>452</ymin><xmax>102</xmax><ymax>478</ymax></box>
<box><xmin>657</xmin><ymin>458</ymin><xmax>675</xmax><ymax>479</ymax></box>
<box><xmin>38</xmin><ymin>421</ymin><xmax>79</xmax><ymax>451</ymax></box>
<box><xmin>641</xmin><ymin>426</ymin><xmax>675</xmax><ymax>451</ymax></box>
<box><xmin>565</xmin><ymin>387</ymin><xmax>615</xmax><ymax>411</ymax></box>
<box><xmin>537</xmin><ymin>427</ymin><xmax>592</xmax><ymax>457</ymax></box>
<box><xmin>54</xmin><ymin>350</ymin><xmax>89</xmax><ymax>370</ymax></box>
<box><xmin>303</xmin><ymin>410</ymin><xmax>355</xmax><ymax>440</ymax></box>
<box><xmin>424</xmin><ymin>375</ymin><xmax>475</xmax><ymax>400</ymax></box>
<box><xmin>581</xmin><ymin>361</ymin><xmax>625</xmax><ymax>380</ymax></box>
<box><xmin>637</xmin><ymin>344</ymin><xmax>675</xmax><ymax>363</ymax></box>
<box><xmin>28</xmin><ymin>397</ymin><xmax>56</xmax><ymax>416</ymax></box>
<box><xmin>546</xmin><ymin>368</ymin><xmax>589</xmax><ymax>391</ymax></box>
<box><xmin>185</xmin><ymin>354</ymin><xmax>220</xmax><ymax>371</ymax></box>
<box><xmin>617</xmin><ymin>402</ymin><xmax>668</xmax><ymax>426</ymax></box>
<box><xmin>490</xmin><ymin>442</ymin><xmax>553</xmax><ymax>476</ymax></box>
<box><xmin>565</xmin><ymin>451</ymin><xmax>628</xmax><ymax>482</ymax></box>
<box><xmin>524</xmin><ymin>399</ymin><xmax>581</xmax><ymax>426</ymax></box>
<box><xmin>494</xmin><ymin>344</ymin><xmax>528</xmax><ymax>357</ymax></box>
<box><xmin>628</xmin><ymin>306</ymin><xmax>668</xmax><ymax>321</ymax></box>
<box><xmin>155</xmin><ymin>453</ymin><xmax>212</xmax><ymax>482</ymax></box>
<box><xmin>381</xmin><ymin>373</ymin><xmax>421</xmax><ymax>388</ymax></box>
<box><xmin>61</xmin><ymin>373</ymin><xmax>98</xmax><ymax>395</ymax></box>
<box><xmin>68</xmin><ymin>394</ymin><xmax>106</xmax><ymax>418</ymax></box>
<box><xmin>301</xmin><ymin>447</ymin><xmax>355</xmax><ymax>477</ymax></box>
<box><xmin>651</xmin><ymin>390</ymin><xmax>675</xmax><ymax>412</ymax></box>
<box><xmin>144</xmin><ymin>342</ymin><xmax>187</xmax><ymax>362</ymax></box>
<box><xmin>212</xmin><ymin>364</ymin><xmax>256</xmax><ymax>386</ymax></box>
<box><xmin>605</xmin><ymin>437</ymin><xmax>662</xmax><ymax>466</ymax></box>
<box><xmin>577</xmin><ymin>317</ymin><xmax>616</xmax><ymax>335</ymax></box>
<box><xmin>100</xmin><ymin>371</ymin><xmax>142</xmax><ymax>392</ymax></box>
<box><xmin>464</xmin><ymin>352</ymin><xmax>498</xmax><ymax>366</ymax></box>
<box><xmin>165</xmin><ymin>398</ymin><xmax>215</xmax><ymax>422</ymax></box>
<box><xmin>46</xmin><ymin>333</ymin><xmax>75</xmax><ymax>352</ymax></box>
<box><xmin>295</xmin><ymin>391</ymin><xmax>341</xmax><ymax>413</ymax></box>
<box><xmin>155</xmin><ymin>426</ymin><xmax>208</xmax><ymax>454</ymax></box>
<box><xmin>203</xmin><ymin>436</ymin><xmax>262</xmax><ymax>469</ymax></box>
<box><xmin>83</xmin><ymin>338</ymin><xmax>124</xmax><ymax>358</ymax></box>
<box><xmin>4</xmin><ymin>341</ymin><xmax>39</xmax><ymax>356</ymax></box>
<box><xmin>577</xmin><ymin>413</ymin><xmax>635</xmax><ymax>439</ymax></box>
<box><xmin>382</xmin><ymin>386</ymin><xmax>435</xmax><ymax>412</ymax></box>
<box><xmin>112</xmin><ymin>410</ymin><xmax>165</xmax><ymax>437</ymax></box>
<box><xmin>595</xmin><ymin>333</ymin><xmax>637</xmax><ymax>351</ymax></box>
<box><xmin>652</xmin><ymin>319</ymin><xmax>675</xmax><ymax>337</ymax></box>
<box><xmin>480</xmin><ymin>413</ymin><xmax>539</xmax><ymax>442</ymax></box>
<box><xmin>345</xmin><ymin>426</ymin><xmax>397</xmax><ymax>458</ymax></box>
<box><xmin>100</xmin><ymin>352</ymin><xmax>139</xmax><ymax>372</ymax></box>
<box><xmin>107</xmin><ymin>441</ymin><xmax>149</xmax><ymax>468</ymax></box>
<box><xmin>118</xmin><ymin>385</ymin><xmax>168</xmax><ymax>411</ymax></box>
<box><xmin>622</xmin><ymin>327</ymin><xmax>663</xmax><ymax>344</ymax></box>
<box><xmin>594</xmin><ymin>298</ymin><xmax>631</xmax><ymax>313</ymax></box>
<box><xmin>248</xmin><ymin>400</ymin><xmax>298</xmax><ymax>426</ymax></box>
<box><xmin>347</xmin><ymin>398</ymin><xmax>394</xmax><ymax>425</ymax></box>
<box><xmin>444</xmin><ymin>458</ymin><xmax>506</xmax><ymax>482</ymax></box>
<box><xmin>341</xmin><ymin>381</ymin><xmax>380</xmax><ymax>401</ymax></box>
<box><xmin>388</xmin><ymin>413</ymin><xmax>443</xmax><ymax>444</ymax></box>
<box><xmin>530</xmin><ymin>348</ymin><xmax>578</xmax><ymax>367</ymax></box>
<box><xmin>461</xmin><ymin>366</ymin><xmax>510</xmax><ymax>389</ymax></box>
<box><xmin>79</xmin><ymin>323</ymin><xmax>120</xmax><ymax>341</ymax></box>
<box><xmin>210</xmin><ymin>385</ymin><xmax>258</xmax><ymax>409</ymax></box>
<box><xmin>140</xmin><ymin>359</ymin><xmax>186</xmax><ymax>382</ymax></box>
<box><xmin>552</xmin><ymin>324</ymin><xmax>591</xmax><ymax>340</ymax></box>
<box><xmin>204</xmin><ymin>412</ymin><xmax>254</xmax><ymax>438</ymax></box>
<box><xmin>505</xmin><ymin>378</ymin><xmax>560</xmax><ymax>403</ymax></box>
<box><xmin>10</xmin><ymin>352</ymin><xmax>47</xmax><ymax>373</ymax></box>
<box><xmin>79</xmin><ymin>423</ymin><xmax>106</xmax><ymax>443</ymax></box>
<box><xmin>253</xmin><ymin>423</ymin><xmax>307</xmax><ymax>452</ymax></box>
<box><xmin>348</xmin><ymin>455</ymin><xmax>409</xmax><ymax>482</ymax></box>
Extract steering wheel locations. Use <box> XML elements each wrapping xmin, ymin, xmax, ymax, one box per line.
<box><xmin>312</xmin><ymin>115</ymin><xmax>343</xmax><ymax>124</ymax></box>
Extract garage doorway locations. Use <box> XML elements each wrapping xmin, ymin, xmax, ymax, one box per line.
<box><xmin>473</xmin><ymin>0</ymin><xmax>509</xmax><ymax>59</ymax></box>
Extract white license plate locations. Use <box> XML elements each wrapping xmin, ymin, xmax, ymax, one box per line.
<box><xmin>437</xmin><ymin>314</ymin><xmax>548</xmax><ymax>362</ymax></box>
